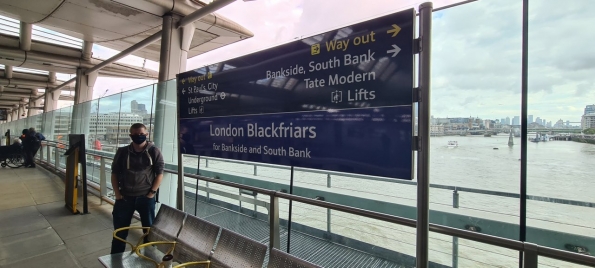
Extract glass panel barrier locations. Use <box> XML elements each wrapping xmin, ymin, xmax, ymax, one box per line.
<box><xmin>527</xmin><ymin>0</ymin><xmax>595</xmax><ymax>265</ymax></box>
<box><xmin>429</xmin><ymin>0</ymin><xmax>522</xmax><ymax>266</ymax></box>
<box><xmin>147</xmin><ymin>85</ymin><xmax>157</xmax><ymax>142</ymax></box>
<box><xmin>290</xmin><ymin>203</ymin><xmax>418</xmax><ymax>267</ymax></box>
<box><xmin>153</xmin><ymin>79</ymin><xmax>179</xmax><ymax>208</ymax></box>
<box><xmin>119</xmin><ymin>84</ymin><xmax>154</xmax><ymax>142</ymax></box>
<box><xmin>96</xmin><ymin>92</ymin><xmax>123</xmax><ymax>154</ymax></box>
<box><xmin>433</xmin><ymin>233</ymin><xmax>519</xmax><ymax>267</ymax></box>
<box><xmin>56</xmin><ymin>106</ymin><xmax>73</xmax><ymax>170</ymax></box>
<box><xmin>540</xmin><ymin>256</ymin><xmax>592</xmax><ymax>268</ymax></box>
<box><xmin>82</xmin><ymin>98</ymin><xmax>100</xmax><ymax>184</ymax></box>
<box><xmin>42</xmin><ymin>110</ymin><xmax>56</xmax><ymax>164</ymax></box>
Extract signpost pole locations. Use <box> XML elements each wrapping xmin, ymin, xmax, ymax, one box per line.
<box><xmin>416</xmin><ymin>2</ymin><xmax>433</xmax><ymax>268</ymax></box>
<box><xmin>176</xmin><ymin>76</ymin><xmax>184</xmax><ymax>211</ymax></box>
<box><xmin>80</xmin><ymin>134</ymin><xmax>89</xmax><ymax>214</ymax></box>
<box><xmin>195</xmin><ymin>155</ymin><xmax>200</xmax><ymax>216</ymax></box>
<box><xmin>286</xmin><ymin>166</ymin><xmax>295</xmax><ymax>253</ymax></box>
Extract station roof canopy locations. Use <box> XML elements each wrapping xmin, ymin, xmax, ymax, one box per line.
<box><xmin>0</xmin><ymin>0</ymin><xmax>253</xmax><ymax>110</ymax></box>
<box><xmin>0</xmin><ymin>0</ymin><xmax>253</xmax><ymax>61</ymax></box>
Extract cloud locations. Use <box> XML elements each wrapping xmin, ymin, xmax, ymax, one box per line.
<box><xmin>429</xmin><ymin>0</ymin><xmax>595</xmax><ymax>123</ymax></box>
<box><xmin>45</xmin><ymin>0</ymin><xmax>595</xmax><ymax>125</ymax></box>
<box><xmin>186</xmin><ymin>0</ymin><xmax>467</xmax><ymax>68</ymax></box>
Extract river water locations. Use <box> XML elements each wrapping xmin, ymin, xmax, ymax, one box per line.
<box><xmin>189</xmin><ymin>135</ymin><xmax>594</xmax><ymax>267</ymax></box>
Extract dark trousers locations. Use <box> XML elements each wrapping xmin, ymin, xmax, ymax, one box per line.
<box><xmin>24</xmin><ymin>147</ymin><xmax>38</xmax><ymax>167</ymax></box>
<box><xmin>110</xmin><ymin>195</ymin><xmax>156</xmax><ymax>254</ymax></box>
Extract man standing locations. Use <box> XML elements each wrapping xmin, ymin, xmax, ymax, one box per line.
<box><xmin>110</xmin><ymin>123</ymin><xmax>164</xmax><ymax>254</ymax></box>
<box><xmin>22</xmin><ymin>129</ymin><xmax>40</xmax><ymax>168</ymax></box>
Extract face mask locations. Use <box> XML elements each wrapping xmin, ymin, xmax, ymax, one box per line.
<box><xmin>130</xmin><ymin>134</ymin><xmax>147</xmax><ymax>144</ymax></box>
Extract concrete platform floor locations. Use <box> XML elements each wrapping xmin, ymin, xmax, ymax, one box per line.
<box><xmin>0</xmin><ymin>166</ymin><xmax>143</xmax><ymax>268</ymax></box>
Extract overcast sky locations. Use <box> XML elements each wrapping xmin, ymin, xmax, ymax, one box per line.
<box><xmin>83</xmin><ymin>0</ymin><xmax>595</xmax><ymax>124</ymax></box>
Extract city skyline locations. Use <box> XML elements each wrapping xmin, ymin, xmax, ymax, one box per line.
<box><xmin>431</xmin><ymin>112</ymin><xmax>582</xmax><ymax>128</ymax></box>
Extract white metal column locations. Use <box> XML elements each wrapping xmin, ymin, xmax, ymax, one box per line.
<box><xmin>71</xmin><ymin>68</ymin><xmax>97</xmax><ymax>136</ymax></box>
<box><xmin>154</xmin><ymin>13</ymin><xmax>195</xmax><ymax>210</ymax></box>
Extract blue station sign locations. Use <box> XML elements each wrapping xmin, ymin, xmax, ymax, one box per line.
<box><xmin>177</xmin><ymin>8</ymin><xmax>415</xmax><ymax>179</ymax></box>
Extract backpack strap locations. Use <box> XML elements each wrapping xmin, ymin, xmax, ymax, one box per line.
<box><xmin>125</xmin><ymin>146</ymin><xmax>156</xmax><ymax>170</ymax></box>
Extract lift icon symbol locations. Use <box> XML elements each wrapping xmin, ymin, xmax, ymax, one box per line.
<box><xmin>331</xmin><ymin>90</ymin><xmax>342</xmax><ymax>103</ymax></box>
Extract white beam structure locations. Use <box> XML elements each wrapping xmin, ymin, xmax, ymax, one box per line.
<box><xmin>19</xmin><ymin>22</ymin><xmax>32</xmax><ymax>51</ymax></box>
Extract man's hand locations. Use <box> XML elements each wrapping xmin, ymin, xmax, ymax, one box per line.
<box><xmin>146</xmin><ymin>192</ymin><xmax>155</xmax><ymax>199</ymax></box>
<box><xmin>115</xmin><ymin>193</ymin><xmax>123</xmax><ymax>200</ymax></box>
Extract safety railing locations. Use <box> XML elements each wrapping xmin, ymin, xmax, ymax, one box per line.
<box><xmin>197</xmin><ymin>155</ymin><xmax>595</xmax><ymax>208</ymax></box>
<box><xmin>34</xmin><ymin>140</ymin><xmax>595</xmax><ymax>267</ymax></box>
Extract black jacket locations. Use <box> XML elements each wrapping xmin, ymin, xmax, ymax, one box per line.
<box><xmin>23</xmin><ymin>132</ymin><xmax>40</xmax><ymax>151</ymax></box>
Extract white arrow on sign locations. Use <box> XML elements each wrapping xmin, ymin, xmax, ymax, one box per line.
<box><xmin>182</xmin><ymin>89</ymin><xmax>186</xmax><ymax>95</ymax></box>
<box><xmin>387</xmin><ymin>44</ymin><xmax>401</xmax><ymax>57</ymax></box>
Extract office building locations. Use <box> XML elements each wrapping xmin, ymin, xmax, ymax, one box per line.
<box><xmin>582</xmin><ymin>114</ymin><xmax>595</xmax><ymax>130</ymax></box>
<box><xmin>584</xmin><ymin>104</ymin><xmax>595</xmax><ymax>115</ymax></box>
<box><xmin>512</xmin><ymin>116</ymin><xmax>520</xmax><ymax>126</ymax></box>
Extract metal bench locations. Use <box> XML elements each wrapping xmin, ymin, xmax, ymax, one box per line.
<box><xmin>136</xmin><ymin>214</ymin><xmax>221</xmax><ymax>267</ymax></box>
<box><xmin>98</xmin><ymin>204</ymin><xmax>187</xmax><ymax>268</ymax></box>
<box><xmin>267</xmin><ymin>248</ymin><xmax>322</xmax><ymax>268</ymax></box>
<box><xmin>99</xmin><ymin>205</ymin><xmax>268</xmax><ymax>268</ymax></box>
<box><xmin>176</xmin><ymin>228</ymin><xmax>268</xmax><ymax>268</ymax></box>
<box><xmin>209</xmin><ymin>228</ymin><xmax>268</xmax><ymax>268</ymax></box>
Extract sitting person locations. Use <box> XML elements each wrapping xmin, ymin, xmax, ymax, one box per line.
<box><xmin>11</xmin><ymin>138</ymin><xmax>22</xmax><ymax>148</ymax></box>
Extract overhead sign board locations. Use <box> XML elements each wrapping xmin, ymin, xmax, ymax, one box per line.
<box><xmin>177</xmin><ymin>8</ymin><xmax>415</xmax><ymax>179</ymax></box>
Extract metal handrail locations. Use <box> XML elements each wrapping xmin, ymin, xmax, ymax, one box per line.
<box><xmin>36</xmin><ymin>142</ymin><xmax>595</xmax><ymax>267</ymax></box>
<box><xmin>179</xmin><ymin>171</ymin><xmax>595</xmax><ymax>267</ymax></box>
<box><xmin>36</xmin><ymin>141</ymin><xmax>595</xmax><ymax>208</ymax></box>
<box><xmin>187</xmin><ymin>154</ymin><xmax>595</xmax><ymax>208</ymax></box>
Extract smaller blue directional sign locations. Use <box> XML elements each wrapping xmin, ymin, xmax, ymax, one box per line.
<box><xmin>177</xmin><ymin>8</ymin><xmax>415</xmax><ymax>180</ymax></box>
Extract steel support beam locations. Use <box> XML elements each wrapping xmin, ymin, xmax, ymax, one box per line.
<box><xmin>34</xmin><ymin>77</ymin><xmax>76</xmax><ymax>102</ymax></box>
<box><xmin>0</xmin><ymin>77</ymin><xmax>58</xmax><ymax>88</ymax></box>
<box><xmin>158</xmin><ymin>15</ymin><xmax>173</xmax><ymax>83</ymax></box>
<box><xmin>49</xmin><ymin>72</ymin><xmax>56</xmax><ymax>83</ymax></box>
<box><xmin>19</xmin><ymin>22</ymin><xmax>32</xmax><ymax>51</ymax></box>
<box><xmin>0</xmin><ymin>101</ymin><xmax>22</xmax><ymax>106</ymax></box>
<box><xmin>0</xmin><ymin>92</ymin><xmax>33</xmax><ymax>98</ymax></box>
<box><xmin>4</xmin><ymin>66</ymin><xmax>12</xmax><ymax>78</ymax></box>
<box><xmin>155</xmin><ymin>14</ymin><xmax>183</xmax><ymax>210</ymax></box>
<box><xmin>155</xmin><ymin>13</ymin><xmax>191</xmax><ymax>211</ymax></box>
<box><xmin>71</xmin><ymin>68</ymin><xmax>96</xmax><ymax>136</ymax></box>
<box><xmin>28</xmin><ymin>98</ymin><xmax>42</xmax><ymax>117</ymax></box>
<box><xmin>82</xmin><ymin>41</ymin><xmax>93</xmax><ymax>61</ymax></box>
<box><xmin>74</xmin><ymin>68</ymin><xmax>97</xmax><ymax>104</ymax></box>
<box><xmin>0</xmin><ymin>45</ymin><xmax>88</xmax><ymax>67</ymax></box>
<box><xmin>0</xmin><ymin>46</ymin><xmax>157</xmax><ymax>78</ymax></box>
<box><xmin>2</xmin><ymin>87</ymin><xmax>40</xmax><ymax>93</ymax></box>
<box><xmin>416</xmin><ymin>2</ymin><xmax>433</xmax><ymax>268</ymax></box>
<box><xmin>43</xmin><ymin>89</ymin><xmax>60</xmax><ymax>112</ymax></box>
<box><xmin>176</xmin><ymin>0</ymin><xmax>237</xmax><ymax>28</ymax></box>
<box><xmin>84</xmin><ymin>31</ymin><xmax>162</xmax><ymax>75</ymax></box>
